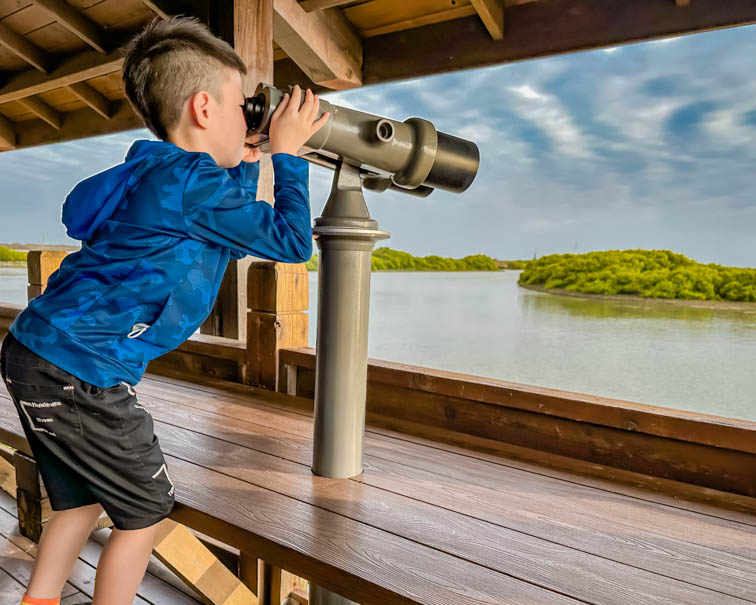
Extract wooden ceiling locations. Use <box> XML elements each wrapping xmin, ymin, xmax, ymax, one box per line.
<box><xmin>0</xmin><ymin>0</ymin><xmax>755</xmax><ymax>152</ymax></box>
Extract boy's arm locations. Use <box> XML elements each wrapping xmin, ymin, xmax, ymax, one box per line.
<box><xmin>182</xmin><ymin>153</ymin><xmax>313</xmax><ymax>263</ymax></box>
<box><xmin>226</xmin><ymin>160</ymin><xmax>258</xmax><ymax>199</ymax></box>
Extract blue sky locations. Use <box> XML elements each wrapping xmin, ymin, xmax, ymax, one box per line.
<box><xmin>1</xmin><ymin>24</ymin><xmax>755</xmax><ymax>266</ymax></box>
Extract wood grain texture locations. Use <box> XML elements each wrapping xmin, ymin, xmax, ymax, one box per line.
<box><xmin>67</xmin><ymin>81</ymin><xmax>113</xmax><ymax>118</ymax></box>
<box><xmin>0</xmin><ymin>113</ymin><xmax>15</xmax><ymax>148</ymax></box>
<box><xmin>17</xmin><ymin>94</ymin><xmax>60</xmax><ymax>129</ymax></box>
<box><xmin>0</xmin><ymin>48</ymin><xmax>122</xmax><ymax>104</ymax></box>
<box><xmin>29</xmin><ymin>0</ymin><xmax>107</xmax><ymax>52</ymax></box>
<box><xmin>136</xmin><ymin>396</ymin><xmax>756</xmax><ymax>603</ymax></box>
<box><xmin>0</xmin><ymin>20</ymin><xmax>49</xmax><ymax>71</ymax></box>
<box><xmin>273</xmin><ymin>0</ymin><xmax>362</xmax><ymax>89</ymax></box>
<box><xmin>471</xmin><ymin>0</ymin><xmax>505</xmax><ymax>38</ymax></box>
<box><xmin>278</xmin><ymin>347</ymin><xmax>756</xmax><ymax>497</ymax></box>
<box><xmin>363</xmin><ymin>0</ymin><xmax>756</xmax><ymax>85</ymax></box>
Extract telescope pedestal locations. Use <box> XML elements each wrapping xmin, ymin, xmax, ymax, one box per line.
<box><xmin>309</xmin><ymin>161</ymin><xmax>388</xmax><ymax>605</ymax></box>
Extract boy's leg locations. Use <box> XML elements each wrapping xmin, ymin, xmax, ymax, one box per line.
<box><xmin>92</xmin><ymin>522</ymin><xmax>160</xmax><ymax>605</ymax></box>
<box><xmin>24</xmin><ymin>503</ymin><xmax>104</xmax><ymax>599</ymax></box>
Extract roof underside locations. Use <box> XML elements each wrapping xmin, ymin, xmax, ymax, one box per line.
<box><xmin>0</xmin><ymin>0</ymin><xmax>755</xmax><ymax>152</ymax></box>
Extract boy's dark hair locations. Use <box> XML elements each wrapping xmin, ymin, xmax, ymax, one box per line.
<box><xmin>121</xmin><ymin>16</ymin><xmax>247</xmax><ymax>140</ymax></box>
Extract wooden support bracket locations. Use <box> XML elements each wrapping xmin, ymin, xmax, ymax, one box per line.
<box><xmin>67</xmin><ymin>82</ymin><xmax>114</xmax><ymax>119</ymax></box>
<box><xmin>0</xmin><ymin>114</ymin><xmax>16</xmax><ymax>150</ymax></box>
<box><xmin>471</xmin><ymin>0</ymin><xmax>505</xmax><ymax>39</ymax></box>
<box><xmin>17</xmin><ymin>96</ymin><xmax>62</xmax><ymax>130</ymax></box>
<box><xmin>273</xmin><ymin>0</ymin><xmax>363</xmax><ymax>89</ymax></box>
<box><xmin>153</xmin><ymin>518</ymin><xmax>259</xmax><ymax>605</ymax></box>
<box><xmin>0</xmin><ymin>22</ymin><xmax>49</xmax><ymax>72</ymax></box>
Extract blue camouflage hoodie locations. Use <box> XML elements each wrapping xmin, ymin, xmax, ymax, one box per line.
<box><xmin>9</xmin><ymin>139</ymin><xmax>312</xmax><ymax>388</ymax></box>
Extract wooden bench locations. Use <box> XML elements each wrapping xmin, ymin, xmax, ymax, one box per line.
<box><xmin>5</xmin><ymin>369</ymin><xmax>756</xmax><ymax>605</ymax></box>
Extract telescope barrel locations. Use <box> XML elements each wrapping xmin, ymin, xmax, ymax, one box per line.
<box><xmin>243</xmin><ymin>83</ymin><xmax>479</xmax><ymax>195</ymax></box>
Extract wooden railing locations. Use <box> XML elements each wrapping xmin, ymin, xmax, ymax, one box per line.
<box><xmin>276</xmin><ymin>347</ymin><xmax>756</xmax><ymax>511</ymax></box>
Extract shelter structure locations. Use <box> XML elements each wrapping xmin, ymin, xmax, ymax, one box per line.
<box><xmin>2</xmin><ymin>2</ymin><xmax>756</xmax><ymax>605</ymax></box>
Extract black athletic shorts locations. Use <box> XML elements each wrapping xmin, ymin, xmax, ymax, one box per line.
<box><xmin>0</xmin><ymin>332</ymin><xmax>175</xmax><ymax>530</ymax></box>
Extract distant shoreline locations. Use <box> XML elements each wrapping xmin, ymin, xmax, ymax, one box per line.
<box><xmin>520</xmin><ymin>284</ymin><xmax>756</xmax><ymax>311</ymax></box>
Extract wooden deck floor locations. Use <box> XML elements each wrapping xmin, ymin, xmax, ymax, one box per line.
<box><xmin>0</xmin><ymin>475</ymin><xmax>204</xmax><ymax>604</ymax></box>
<box><xmin>3</xmin><ymin>370</ymin><xmax>756</xmax><ymax>603</ymax></box>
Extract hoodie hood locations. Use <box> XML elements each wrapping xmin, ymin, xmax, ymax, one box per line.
<box><xmin>62</xmin><ymin>139</ymin><xmax>179</xmax><ymax>240</ymax></box>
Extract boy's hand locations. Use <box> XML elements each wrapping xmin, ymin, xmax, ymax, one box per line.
<box><xmin>241</xmin><ymin>134</ymin><xmax>265</xmax><ymax>163</ymax></box>
<box><xmin>269</xmin><ymin>84</ymin><xmax>331</xmax><ymax>156</ymax></box>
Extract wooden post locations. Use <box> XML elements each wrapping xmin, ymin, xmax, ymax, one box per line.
<box><xmin>26</xmin><ymin>249</ymin><xmax>68</xmax><ymax>301</ymax></box>
<box><xmin>247</xmin><ymin>262</ymin><xmax>308</xmax><ymax>390</ymax></box>
<box><xmin>13</xmin><ymin>451</ymin><xmax>45</xmax><ymax>542</ymax></box>
<box><xmin>201</xmin><ymin>0</ymin><xmax>276</xmax><ymax>341</ymax></box>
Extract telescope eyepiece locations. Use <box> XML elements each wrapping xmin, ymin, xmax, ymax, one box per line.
<box><xmin>241</xmin><ymin>94</ymin><xmax>267</xmax><ymax>133</ymax></box>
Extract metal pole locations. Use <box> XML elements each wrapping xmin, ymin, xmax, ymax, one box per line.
<box><xmin>308</xmin><ymin>160</ymin><xmax>388</xmax><ymax>604</ymax></box>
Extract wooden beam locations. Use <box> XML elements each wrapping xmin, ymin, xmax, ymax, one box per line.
<box><xmin>17</xmin><ymin>96</ymin><xmax>61</xmax><ymax>130</ymax></box>
<box><xmin>0</xmin><ymin>49</ymin><xmax>122</xmax><ymax>105</ymax></box>
<box><xmin>0</xmin><ymin>22</ymin><xmax>49</xmax><ymax>72</ymax></box>
<box><xmin>29</xmin><ymin>0</ymin><xmax>108</xmax><ymax>53</ymax></box>
<box><xmin>364</xmin><ymin>0</ymin><xmax>756</xmax><ymax>86</ymax></box>
<box><xmin>298</xmin><ymin>0</ymin><xmax>354</xmax><ymax>11</ymax></box>
<box><xmin>67</xmin><ymin>82</ymin><xmax>114</xmax><ymax>119</ymax></box>
<box><xmin>273</xmin><ymin>0</ymin><xmax>362</xmax><ymax>89</ymax></box>
<box><xmin>11</xmin><ymin>101</ymin><xmax>142</xmax><ymax>151</ymax></box>
<box><xmin>0</xmin><ymin>114</ymin><xmax>16</xmax><ymax>150</ymax></box>
<box><xmin>200</xmin><ymin>0</ymin><xmax>276</xmax><ymax>342</ymax></box>
<box><xmin>471</xmin><ymin>0</ymin><xmax>505</xmax><ymax>40</ymax></box>
<box><xmin>141</xmin><ymin>0</ymin><xmax>171</xmax><ymax>19</ymax></box>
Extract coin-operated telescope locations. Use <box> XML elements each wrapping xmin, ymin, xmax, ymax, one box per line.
<box><xmin>243</xmin><ymin>81</ymin><xmax>480</xmax><ymax>486</ymax></box>
<box><xmin>242</xmin><ymin>82</ymin><xmax>480</xmax><ymax>198</ymax></box>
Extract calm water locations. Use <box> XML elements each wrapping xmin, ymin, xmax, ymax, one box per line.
<box><xmin>3</xmin><ymin>267</ymin><xmax>755</xmax><ymax>421</ymax></box>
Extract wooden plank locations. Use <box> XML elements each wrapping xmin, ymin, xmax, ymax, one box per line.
<box><xmin>66</xmin><ymin>81</ymin><xmax>113</xmax><ymax>118</ymax></box>
<box><xmin>471</xmin><ymin>0</ymin><xmax>504</xmax><ymax>39</ymax></box>
<box><xmin>298</xmin><ymin>0</ymin><xmax>357</xmax><ymax>10</ymax></box>
<box><xmin>13</xmin><ymin>100</ymin><xmax>142</xmax><ymax>150</ymax></box>
<box><xmin>133</xmin><ymin>371</ymin><xmax>756</xmax><ymax>537</ymax></box>
<box><xmin>0</xmin><ymin>499</ymin><xmax>166</xmax><ymax>605</ymax></box>
<box><xmin>0</xmin><ymin>114</ymin><xmax>15</xmax><ymax>149</ymax></box>
<box><xmin>0</xmin><ymin>531</ymin><xmax>79</xmax><ymax>599</ymax></box>
<box><xmin>363</xmin><ymin>0</ymin><xmax>756</xmax><ymax>85</ymax></box>
<box><xmin>133</xmin><ymin>387</ymin><xmax>756</xmax><ymax>601</ymax></box>
<box><xmin>0</xmin><ymin>21</ymin><xmax>49</xmax><ymax>72</ymax></box>
<box><xmin>152</xmin><ymin>519</ymin><xmax>258</xmax><ymax>605</ymax></box>
<box><xmin>273</xmin><ymin>0</ymin><xmax>362</xmax><ymax>89</ymax></box>
<box><xmin>137</xmin><ymin>369</ymin><xmax>756</xmax><ymax>521</ymax></box>
<box><xmin>16</xmin><ymin>95</ymin><xmax>60</xmax><ymax>129</ymax></box>
<box><xmin>0</xmin><ymin>49</ymin><xmax>122</xmax><ymax>105</ymax></box>
<box><xmin>29</xmin><ymin>0</ymin><xmax>107</xmax><ymax>52</ymax></box>
<box><xmin>165</xmin><ymin>455</ymin><xmax>582</xmax><ymax>605</ymax></box>
<box><xmin>276</xmin><ymin>348</ymin><xmax>756</xmax><ymax>497</ymax></box>
<box><xmin>142</xmin><ymin>0</ymin><xmax>170</xmax><ymax>19</ymax></box>
<box><xmin>142</xmin><ymin>407</ymin><xmax>756</xmax><ymax>604</ymax></box>
<box><xmin>343</xmin><ymin>0</ymin><xmax>477</xmax><ymax>38</ymax></box>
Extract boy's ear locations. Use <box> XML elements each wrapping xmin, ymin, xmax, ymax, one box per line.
<box><xmin>188</xmin><ymin>90</ymin><xmax>212</xmax><ymax>130</ymax></box>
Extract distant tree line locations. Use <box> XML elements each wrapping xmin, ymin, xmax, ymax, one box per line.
<box><xmin>0</xmin><ymin>245</ymin><xmax>27</xmax><ymax>261</ymax></box>
<box><xmin>306</xmin><ymin>247</ymin><xmax>500</xmax><ymax>271</ymax></box>
<box><xmin>519</xmin><ymin>249</ymin><xmax>756</xmax><ymax>302</ymax></box>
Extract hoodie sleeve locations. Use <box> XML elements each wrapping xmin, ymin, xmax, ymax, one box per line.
<box><xmin>182</xmin><ymin>153</ymin><xmax>313</xmax><ymax>263</ymax></box>
<box><xmin>226</xmin><ymin>160</ymin><xmax>258</xmax><ymax>199</ymax></box>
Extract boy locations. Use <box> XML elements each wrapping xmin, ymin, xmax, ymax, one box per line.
<box><xmin>0</xmin><ymin>16</ymin><xmax>329</xmax><ymax>605</ymax></box>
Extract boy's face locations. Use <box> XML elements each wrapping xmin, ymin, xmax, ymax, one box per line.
<box><xmin>205</xmin><ymin>67</ymin><xmax>248</xmax><ymax>168</ymax></box>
